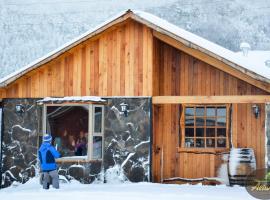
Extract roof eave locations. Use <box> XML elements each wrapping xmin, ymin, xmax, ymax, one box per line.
<box><xmin>130</xmin><ymin>13</ymin><xmax>270</xmax><ymax>85</ymax></box>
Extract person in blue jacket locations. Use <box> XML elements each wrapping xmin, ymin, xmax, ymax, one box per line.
<box><xmin>38</xmin><ymin>134</ymin><xmax>61</xmax><ymax>189</ymax></box>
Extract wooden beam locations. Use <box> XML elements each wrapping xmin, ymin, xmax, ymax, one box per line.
<box><xmin>153</xmin><ymin>31</ymin><xmax>270</xmax><ymax>93</ymax></box>
<box><xmin>153</xmin><ymin>96</ymin><xmax>270</xmax><ymax>104</ymax></box>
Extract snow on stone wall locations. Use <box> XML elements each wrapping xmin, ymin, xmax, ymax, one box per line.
<box><xmin>1</xmin><ymin>99</ymin><xmax>42</xmax><ymax>188</ymax></box>
<box><xmin>0</xmin><ymin>97</ymin><xmax>151</xmax><ymax>188</ymax></box>
<box><xmin>103</xmin><ymin>98</ymin><xmax>151</xmax><ymax>183</ymax></box>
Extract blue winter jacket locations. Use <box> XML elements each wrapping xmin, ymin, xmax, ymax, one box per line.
<box><xmin>38</xmin><ymin>142</ymin><xmax>60</xmax><ymax>171</ymax></box>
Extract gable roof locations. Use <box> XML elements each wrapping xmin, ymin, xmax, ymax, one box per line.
<box><xmin>0</xmin><ymin>9</ymin><xmax>270</xmax><ymax>89</ymax></box>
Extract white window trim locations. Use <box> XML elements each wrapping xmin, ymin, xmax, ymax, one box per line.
<box><xmin>92</xmin><ymin>105</ymin><xmax>104</xmax><ymax>160</ymax></box>
<box><xmin>42</xmin><ymin>104</ymin><xmax>104</xmax><ymax>161</ymax></box>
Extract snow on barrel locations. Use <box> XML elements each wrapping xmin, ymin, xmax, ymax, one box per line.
<box><xmin>228</xmin><ymin>148</ymin><xmax>256</xmax><ymax>186</ymax></box>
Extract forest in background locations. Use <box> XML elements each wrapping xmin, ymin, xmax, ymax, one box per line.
<box><xmin>0</xmin><ymin>0</ymin><xmax>269</xmax><ymax>78</ymax></box>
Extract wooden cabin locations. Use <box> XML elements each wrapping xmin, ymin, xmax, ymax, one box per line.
<box><xmin>0</xmin><ymin>10</ymin><xmax>269</xmax><ymax>187</ymax></box>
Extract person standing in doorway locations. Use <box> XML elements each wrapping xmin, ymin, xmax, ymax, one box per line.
<box><xmin>38</xmin><ymin>134</ymin><xmax>61</xmax><ymax>189</ymax></box>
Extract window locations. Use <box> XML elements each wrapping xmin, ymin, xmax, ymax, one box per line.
<box><xmin>180</xmin><ymin>105</ymin><xmax>230</xmax><ymax>149</ymax></box>
<box><xmin>42</xmin><ymin>104</ymin><xmax>104</xmax><ymax>161</ymax></box>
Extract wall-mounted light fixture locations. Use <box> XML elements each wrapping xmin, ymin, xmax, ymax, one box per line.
<box><xmin>15</xmin><ymin>104</ymin><xmax>25</xmax><ymax>114</ymax></box>
<box><xmin>120</xmin><ymin>102</ymin><xmax>129</xmax><ymax>117</ymax></box>
<box><xmin>252</xmin><ymin>104</ymin><xmax>260</xmax><ymax>119</ymax></box>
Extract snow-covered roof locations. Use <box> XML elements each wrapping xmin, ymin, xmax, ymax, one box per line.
<box><xmin>235</xmin><ymin>50</ymin><xmax>270</xmax><ymax>73</ymax></box>
<box><xmin>0</xmin><ymin>9</ymin><xmax>270</xmax><ymax>88</ymax></box>
<box><xmin>37</xmin><ymin>96</ymin><xmax>106</xmax><ymax>105</ymax></box>
<box><xmin>133</xmin><ymin>11</ymin><xmax>270</xmax><ymax>83</ymax></box>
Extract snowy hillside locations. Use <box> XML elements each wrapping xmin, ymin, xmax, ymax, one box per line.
<box><xmin>1</xmin><ymin>0</ymin><xmax>270</xmax><ymax>79</ymax></box>
<box><xmin>0</xmin><ymin>177</ymin><xmax>255</xmax><ymax>200</ymax></box>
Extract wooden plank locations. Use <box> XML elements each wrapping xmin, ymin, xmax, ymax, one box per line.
<box><xmin>124</xmin><ymin>22</ymin><xmax>131</xmax><ymax>96</ymax></box>
<box><xmin>143</xmin><ymin>26</ymin><xmax>149</xmax><ymax>96</ymax></box>
<box><xmin>81</xmin><ymin>46</ymin><xmax>86</xmax><ymax>96</ymax></box>
<box><xmin>114</xmin><ymin>29</ymin><xmax>121</xmax><ymax>96</ymax></box>
<box><xmin>210</xmin><ymin>154</ymin><xmax>215</xmax><ymax>177</ymax></box>
<box><xmin>72</xmin><ymin>51</ymin><xmax>78</xmax><ymax>96</ymax></box>
<box><xmin>232</xmin><ymin>104</ymin><xmax>238</xmax><ymax>147</ymax></box>
<box><xmin>153</xmin><ymin>96</ymin><xmax>270</xmax><ymax>104</ymax></box>
<box><xmin>107</xmin><ymin>33</ymin><xmax>113</xmax><ymax>96</ymax></box>
<box><xmin>129</xmin><ymin>21</ymin><xmax>135</xmax><ymax>96</ymax></box>
<box><xmin>138</xmin><ymin>24</ymin><xmax>143</xmax><ymax>96</ymax></box>
<box><xmin>94</xmin><ymin>40</ymin><xmax>99</xmax><ymax>95</ymax></box>
<box><xmin>120</xmin><ymin>26</ymin><xmax>126</xmax><ymax>95</ymax></box>
<box><xmin>59</xmin><ymin>59</ymin><xmax>65</xmax><ymax>96</ymax></box>
<box><xmin>246</xmin><ymin>104</ymin><xmax>252</xmax><ymax>149</ymax></box>
<box><xmin>259</xmin><ymin>103</ymin><xmax>265</xmax><ymax>168</ymax></box>
<box><xmin>147</xmin><ymin>28</ymin><xmax>153</xmax><ymax>96</ymax></box>
<box><xmin>98</xmin><ymin>37</ymin><xmax>104</xmax><ymax>96</ymax></box>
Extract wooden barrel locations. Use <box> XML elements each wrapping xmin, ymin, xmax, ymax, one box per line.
<box><xmin>228</xmin><ymin>148</ymin><xmax>256</xmax><ymax>186</ymax></box>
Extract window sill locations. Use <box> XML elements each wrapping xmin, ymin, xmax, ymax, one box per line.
<box><xmin>177</xmin><ymin>147</ymin><xmax>229</xmax><ymax>154</ymax></box>
<box><xmin>56</xmin><ymin>156</ymin><xmax>102</xmax><ymax>163</ymax></box>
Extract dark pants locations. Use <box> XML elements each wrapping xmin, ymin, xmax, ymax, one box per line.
<box><xmin>42</xmin><ymin>170</ymin><xmax>59</xmax><ymax>189</ymax></box>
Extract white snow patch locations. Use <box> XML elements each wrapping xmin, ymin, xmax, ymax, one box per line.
<box><xmin>217</xmin><ymin>163</ymin><xmax>229</xmax><ymax>185</ymax></box>
<box><xmin>134</xmin><ymin>140</ymin><xmax>150</xmax><ymax>149</ymax></box>
<box><xmin>12</xmin><ymin>125</ymin><xmax>31</xmax><ymax>133</ymax></box>
<box><xmin>38</xmin><ymin>96</ymin><xmax>106</xmax><ymax>103</ymax></box>
<box><xmin>0</xmin><ymin>176</ymin><xmax>255</xmax><ymax>200</ymax></box>
<box><xmin>104</xmin><ymin>165</ymin><xmax>129</xmax><ymax>184</ymax></box>
<box><xmin>121</xmin><ymin>153</ymin><xmax>135</xmax><ymax>168</ymax></box>
<box><xmin>228</xmin><ymin>148</ymin><xmax>256</xmax><ymax>176</ymax></box>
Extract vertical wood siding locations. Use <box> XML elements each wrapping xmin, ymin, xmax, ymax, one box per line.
<box><xmin>2</xmin><ymin>20</ymin><xmax>153</xmax><ymax>98</ymax></box>
<box><xmin>152</xmin><ymin>39</ymin><xmax>268</xmax><ymax>182</ymax></box>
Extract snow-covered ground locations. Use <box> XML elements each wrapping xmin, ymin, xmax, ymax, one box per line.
<box><xmin>0</xmin><ymin>177</ymin><xmax>255</xmax><ymax>200</ymax></box>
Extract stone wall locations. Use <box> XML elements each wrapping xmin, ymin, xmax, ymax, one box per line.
<box><xmin>1</xmin><ymin>99</ymin><xmax>41</xmax><ymax>188</ymax></box>
<box><xmin>0</xmin><ymin>97</ymin><xmax>151</xmax><ymax>187</ymax></box>
<box><xmin>103</xmin><ymin>98</ymin><xmax>151</xmax><ymax>182</ymax></box>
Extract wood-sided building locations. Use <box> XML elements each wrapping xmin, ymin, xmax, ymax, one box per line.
<box><xmin>0</xmin><ymin>10</ymin><xmax>269</xmax><ymax>187</ymax></box>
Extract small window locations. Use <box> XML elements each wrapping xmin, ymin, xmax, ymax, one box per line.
<box><xmin>181</xmin><ymin>105</ymin><xmax>230</xmax><ymax>149</ymax></box>
<box><xmin>43</xmin><ymin>104</ymin><xmax>104</xmax><ymax>161</ymax></box>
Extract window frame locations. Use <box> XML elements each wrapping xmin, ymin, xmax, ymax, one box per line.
<box><xmin>42</xmin><ymin>103</ymin><xmax>104</xmax><ymax>162</ymax></box>
<box><xmin>180</xmin><ymin>104</ymin><xmax>231</xmax><ymax>151</ymax></box>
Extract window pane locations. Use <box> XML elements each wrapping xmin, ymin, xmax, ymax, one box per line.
<box><xmin>196</xmin><ymin>128</ymin><xmax>204</xmax><ymax>137</ymax></box>
<box><xmin>217</xmin><ymin>107</ymin><xmax>226</xmax><ymax>117</ymax></box>
<box><xmin>217</xmin><ymin>138</ymin><xmax>226</xmax><ymax>148</ymax></box>
<box><xmin>94</xmin><ymin>107</ymin><xmax>102</xmax><ymax>133</ymax></box>
<box><xmin>185</xmin><ymin>128</ymin><xmax>194</xmax><ymax>137</ymax></box>
<box><xmin>196</xmin><ymin>107</ymin><xmax>205</xmax><ymax>116</ymax></box>
<box><xmin>185</xmin><ymin>138</ymin><xmax>194</xmax><ymax>148</ymax></box>
<box><xmin>206</xmin><ymin>118</ymin><xmax>216</xmax><ymax>126</ymax></box>
<box><xmin>206</xmin><ymin>128</ymin><xmax>215</xmax><ymax>137</ymax></box>
<box><xmin>93</xmin><ymin>136</ymin><xmax>102</xmax><ymax>159</ymax></box>
<box><xmin>47</xmin><ymin>106</ymin><xmax>89</xmax><ymax>157</ymax></box>
<box><xmin>206</xmin><ymin>138</ymin><xmax>215</xmax><ymax>148</ymax></box>
<box><xmin>196</xmin><ymin>117</ymin><xmax>205</xmax><ymax>126</ymax></box>
<box><xmin>185</xmin><ymin>107</ymin><xmax>194</xmax><ymax>117</ymax></box>
<box><xmin>196</xmin><ymin>138</ymin><xmax>205</xmax><ymax>148</ymax></box>
<box><xmin>217</xmin><ymin>128</ymin><xmax>226</xmax><ymax>137</ymax></box>
<box><xmin>206</xmin><ymin>107</ymin><xmax>215</xmax><ymax>117</ymax></box>
<box><xmin>185</xmin><ymin>117</ymin><xmax>194</xmax><ymax>126</ymax></box>
<box><xmin>217</xmin><ymin>117</ymin><xmax>226</xmax><ymax>126</ymax></box>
